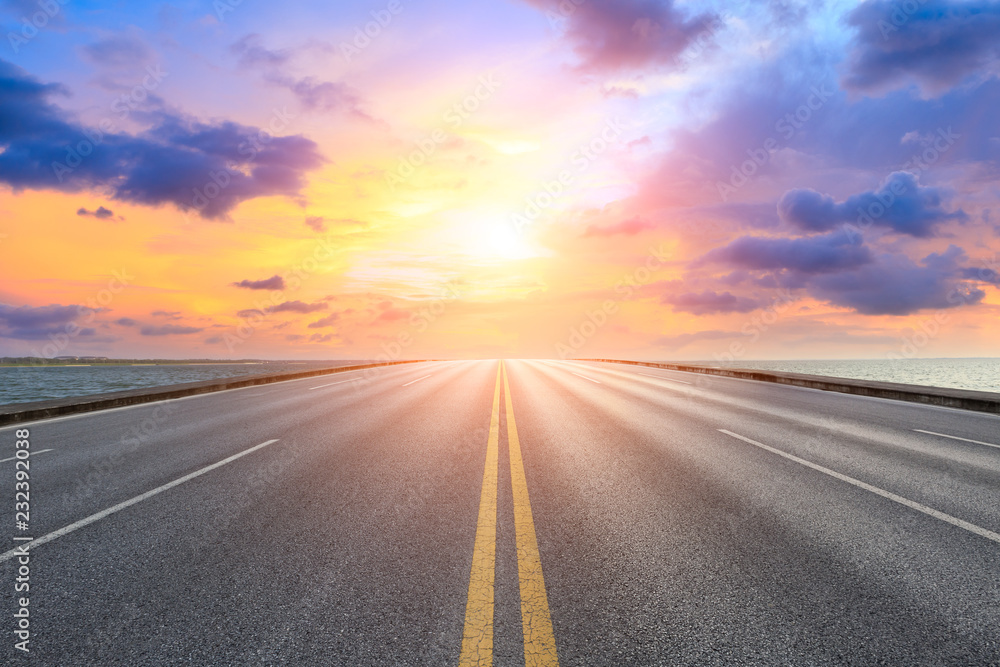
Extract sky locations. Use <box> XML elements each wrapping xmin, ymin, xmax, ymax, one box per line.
<box><xmin>0</xmin><ymin>0</ymin><xmax>998</xmax><ymax>361</ymax></box>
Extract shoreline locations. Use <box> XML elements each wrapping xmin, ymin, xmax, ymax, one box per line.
<box><xmin>583</xmin><ymin>359</ymin><xmax>1000</xmax><ymax>416</ymax></box>
<box><xmin>0</xmin><ymin>360</ymin><xmax>426</xmax><ymax>426</ymax></box>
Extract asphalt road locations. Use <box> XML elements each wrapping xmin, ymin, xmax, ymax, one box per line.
<box><xmin>1</xmin><ymin>359</ymin><xmax>999</xmax><ymax>666</ymax></box>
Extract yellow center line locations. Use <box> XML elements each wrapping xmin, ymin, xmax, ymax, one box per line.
<box><xmin>459</xmin><ymin>362</ymin><xmax>502</xmax><ymax>666</ymax></box>
<box><xmin>502</xmin><ymin>361</ymin><xmax>560</xmax><ymax>667</ymax></box>
<box><xmin>459</xmin><ymin>361</ymin><xmax>560</xmax><ymax>666</ymax></box>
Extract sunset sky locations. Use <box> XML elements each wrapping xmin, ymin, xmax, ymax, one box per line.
<box><xmin>1</xmin><ymin>0</ymin><xmax>998</xmax><ymax>361</ymax></box>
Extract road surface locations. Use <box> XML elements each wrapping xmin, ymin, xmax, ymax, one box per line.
<box><xmin>2</xmin><ymin>359</ymin><xmax>999</xmax><ymax>665</ymax></box>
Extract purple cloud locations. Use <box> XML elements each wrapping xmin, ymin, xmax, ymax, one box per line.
<box><xmin>644</xmin><ymin>40</ymin><xmax>1000</xmax><ymax>213</ymax></box>
<box><xmin>231</xmin><ymin>35</ymin><xmax>370</xmax><ymax>117</ymax></box>
<box><xmin>0</xmin><ymin>59</ymin><xmax>325</xmax><ymax>220</ymax></box>
<box><xmin>662</xmin><ymin>290</ymin><xmax>761</xmax><ymax>315</ymax></box>
<box><xmin>701</xmin><ymin>232</ymin><xmax>873</xmax><ymax>274</ymax></box>
<box><xmin>232</xmin><ymin>275</ymin><xmax>286</xmax><ymax>290</ymax></box>
<box><xmin>266</xmin><ymin>300</ymin><xmax>327</xmax><ymax>314</ymax></box>
<box><xmin>524</xmin><ymin>0</ymin><xmax>716</xmax><ymax>72</ymax></box>
<box><xmin>778</xmin><ymin>171</ymin><xmax>967</xmax><ymax>237</ymax></box>
<box><xmin>0</xmin><ymin>303</ymin><xmax>96</xmax><ymax>340</ymax></box>
<box><xmin>844</xmin><ymin>0</ymin><xmax>1000</xmax><ymax>95</ymax></box>
<box><xmin>230</xmin><ymin>34</ymin><xmax>290</xmax><ymax>68</ymax></box>
<box><xmin>77</xmin><ymin>206</ymin><xmax>116</xmax><ymax>219</ymax></box>
<box><xmin>700</xmin><ymin>241</ymin><xmax>991</xmax><ymax>316</ymax></box>
<box><xmin>139</xmin><ymin>324</ymin><xmax>204</xmax><ymax>336</ymax></box>
<box><xmin>267</xmin><ymin>74</ymin><xmax>366</xmax><ymax>113</ymax></box>
<box><xmin>959</xmin><ymin>266</ymin><xmax>1000</xmax><ymax>285</ymax></box>
<box><xmin>82</xmin><ymin>35</ymin><xmax>153</xmax><ymax>67</ymax></box>
<box><xmin>308</xmin><ymin>313</ymin><xmax>340</xmax><ymax>328</ymax></box>
<box><xmin>810</xmin><ymin>247</ymin><xmax>985</xmax><ymax>315</ymax></box>
<box><xmin>305</xmin><ymin>215</ymin><xmax>326</xmax><ymax>232</ymax></box>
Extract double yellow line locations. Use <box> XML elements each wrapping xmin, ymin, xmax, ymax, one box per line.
<box><xmin>459</xmin><ymin>361</ymin><xmax>559</xmax><ymax>667</ymax></box>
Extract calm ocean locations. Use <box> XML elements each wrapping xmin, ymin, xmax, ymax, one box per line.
<box><xmin>0</xmin><ymin>361</ymin><xmax>362</xmax><ymax>406</ymax></box>
<box><xmin>701</xmin><ymin>358</ymin><xmax>1000</xmax><ymax>393</ymax></box>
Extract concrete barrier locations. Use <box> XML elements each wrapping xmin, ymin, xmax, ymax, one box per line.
<box><xmin>581</xmin><ymin>359</ymin><xmax>1000</xmax><ymax>416</ymax></box>
<box><xmin>0</xmin><ymin>360</ymin><xmax>427</xmax><ymax>426</ymax></box>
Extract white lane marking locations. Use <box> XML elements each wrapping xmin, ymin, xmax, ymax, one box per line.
<box><xmin>570</xmin><ymin>372</ymin><xmax>601</xmax><ymax>384</ymax></box>
<box><xmin>308</xmin><ymin>379</ymin><xmax>355</xmax><ymax>390</ymax></box>
<box><xmin>718</xmin><ymin>429</ymin><xmax>1000</xmax><ymax>545</ymax></box>
<box><xmin>0</xmin><ymin>448</ymin><xmax>52</xmax><ymax>464</ymax></box>
<box><xmin>637</xmin><ymin>373</ymin><xmax>692</xmax><ymax>385</ymax></box>
<box><xmin>402</xmin><ymin>374</ymin><xmax>433</xmax><ymax>387</ymax></box>
<box><xmin>913</xmin><ymin>429</ymin><xmax>1000</xmax><ymax>451</ymax></box>
<box><xmin>0</xmin><ymin>439</ymin><xmax>280</xmax><ymax>563</ymax></box>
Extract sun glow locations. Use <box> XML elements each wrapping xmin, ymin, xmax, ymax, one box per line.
<box><xmin>432</xmin><ymin>212</ymin><xmax>543</xmax><ymax>264</ymax></box>
<box><xmin>464</xmin><ymin>220</ymin><xmax>540</xmax><ymax>262</ymax></box>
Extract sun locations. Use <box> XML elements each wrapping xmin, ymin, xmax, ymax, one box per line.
<box><xmin>484</xmin><ymin>222</ymin><xmax>537</xmax><ymax>260</ymax></box>
<box><xmin>441</xmin><ymin>213</ymin><xmax>542</xmax><ymax>263</ymax></box>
